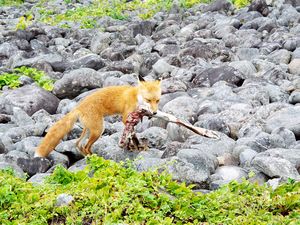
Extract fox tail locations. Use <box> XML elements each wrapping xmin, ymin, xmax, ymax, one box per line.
<box><xmin>35</xmin><ymin>110</ymin><xmax>79</xmax><ymax>157</ymax></box>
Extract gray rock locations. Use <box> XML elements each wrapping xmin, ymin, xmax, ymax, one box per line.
<box><xmin>204</xmin><ymin>0</ymin><xmax>233</xmax><ymax>12</ymax></box>
<box><xmin>138</xmin><ymin>127</ymin><xmax>168</xmax><ymax>149</ymax></box>
<box><xmin>239</xmin><ymin>149</ymin><xmax>258</xmax><ymax>166</ymax></box>
<box><xmin>68</xmin><ymin>158</ymin><xmax>87</xmax><ymax>172</ymax></box>
<box><xmin>257</xmin><ymin>148</ymin><xmax>300</xmax><ymax>168</ymax></box>
<box><xmin>55</xmin><ymin>140</ymin><xmax>84</xmax><ymax>161</ymax></box>
<box><xmin>0</xmin><ymin>42</ymin><xmax>18</xmax><ymax>58</ymax></box>
<box><xmin>182</xmin><ymin>133</ymin><xmax>236</xmax><ymax>157</ymax></box>
<box><xmin>28</xmin><ymin>173</ymin><xmax>51</xmax><ymax>185</ymax></box>
<box><xmin>283</xmin><ymin>39</ymin><xmax>297</xmax><ymax>52</ymax></box>
<box><xmin>135</xmin><ymin>157</ymin><xmax>168</xmax><ymax>172</ymax></box>
<box><xmin>265</xmin><ymin>106</ymin><xmax>300</xmax><ymax>139</ymax></box>
<box><xmin>192</xmin><ymin>66</ymin><xmax>244</xmax><ymax>87</ymax></box>
<box><xmin>158</xmin><ymin>91</ymin><xmax>189</xmax><ymax>109</ymax></box>
<box><xmin>53</xmin><ymin>68</ymin><xmax>103</xmax><ymax>98</ymax></box>
<box><xmin>195</xmin><ymin>116</ymin><xmax>230</xmax><ymax>136</ymax></box>
<box><xmin>10</xmin><ymin>53</ymin><xmax>63</xmax><ymax>70</ymax></box>
<box><xmin>292</xmin><ymin>47</ymin><xmax>300</xmax><ymax>60</ymax></box>
<box><xmin>152</xmin><ymin>59</ymin><xmax>175</xmax><ymax>75</ymax></box>
<box><xmin>228</xmin><ymin>61</ymin><xmax>257</xmax><ymax>79</ymax></box>
<box><xmin>108</xmin><ymin>61</ymin><xmax>134</xmax><ymax>74</ymax></box>
<box><xmin>177</xmin><ymin>149</ymin><xmax>218</xmax><ymax>175</ymax></box>
<box><xmin>139</xmin><ymin>52</ymin><xmax>160</xmax><ymax>76</ymax></box>
<box><xmin>236</xmin><ymin>48</ymin><xmax>260</xmax><ymax>61</ymax></box>
<box><xmin>235</xmin><ymin>83</ymin><xmax>270</xmax><ymax>106</ymax></box>
<box><xmin>163</xmin><ymin>96</ymin><xmax>198</xmax><ymax>123</ymax></box>
<box><xmin>237</xmin><ymin>132</ymin><xmax>286</xmax><ymax>152</ymax></box>
<box><xmin>92</xmin><ymin>136</ymin><xmax>138</xmax><ymax>162</ymax></box>
<box><xmin>101</xmin><ymin>43</ymin><xmax>135</xmax><ymax>61</ymax></box>
<box><xmin>212</xmin><ymin>166</ymin><xmax>248</xmax><ymax>182</ymax></box>
<box><xmin>90</xmin><ymin>32</ymin><xmax>111</xmax><ymax>54</ymax></box>
<box><xmin>56</xmin><ymin>194</ymin><xmax>74</xmax><ymax>207</ymax></box>
<box><xmin>271</xmin><ymin>127</ymin><xmax>296</xmax><ymax>147</ymax></box>
<box><xmin>1</xmin><ymin>85</ymin><xmax>59</xmax><ymax>116</ymax></box>
<box><xmin>217</xmin><ymin>152</ymin><xmax>239</xmax><ymax>166</ymax></box>
<box><xmin>267</xmin><ymin>49</ymin><xmax>291</xmax><ymax>65</ymax></box>
<box><xmin>289</xmin><ymin>91</ymin><xmax>300</xmax><ymax>104</ymax></box>
<box><xmin>0</xmin><ymin>162</ymin><xmax>25</xmax><ymax>178</ymax></box>
<box><xmin>68</xmin><ymin>54</ymin><xmax>106</xmax><ymax>71</ymax></box>
<box><xmin>197</xmin><ymin>100</ymin><xmax>223</xmax><ymax>115</ymax></box>
<box><xmin>209</xmin><ymin>179</ymin><xmax>230</xmax><ymax>190</ymax></box>
<box><xmin>235</xmin><ymin>30</ymin><xmax>262</xmax><ymax>48</ymax></box>
<box><xmin>129</xmin><ymin>21</ymin><xmax>155</xmax><ymax>37</ymax></box>
<box><xmin>166</xmin><ymin>157</ymin><xmax>211</xmax><ymax>188</ymax></box>
<box><xmin>152</xmin><ymin>24</ymin><xmax>180</xmax><ymax>41</ymax></box>
<box><xmin>248</xmin><ymin>171</ymin><xmax>268</xmax><ymax>185</ymax></box>
<box><xmin>288</xmin><ymin>59</ymin><xmax>300</xmax><ymax>75</ymax></box>
<box><xmin>248</xmin><ymin>0</ymin><xmax>269</xmax><ymax>16</ymax></box>
<box><xmin>161</xmin><ymin>141</ymin><xmax>183</xmax><ymax>159</ymax></box>
<box><xmin>137</xmin><ymin>148</ymin><xmax>164</xmax><ymax>159</ymax></box>
<box><xmin>14</xmin><ymin>136</ymin><xmax>42</xmax><ymax>155</ymax></box>
<box><xmin>264</xmin><ymin>83</ymin><xmax>289</xmax><ymax>103</ymax></box>
<box><xmin>4</xmin><ymin>123</ymin><xmax>47</xmax><ymax>143</ymax></box>
<box><xmin>17</xmin><ymin>157</ymin><xmax>52</xmax><ymax>176</ymax></box>
<box><xmin>103</xmin><ymin>76</ymin><xmax>129</xmax><ymax>87</ymax></box>
<box><xmin>48</xmin><ymin>151</ymin><xmax>70</xmax><ymax>167</ymax></box>
<box><xmin>252</xmin><ymin>156</ymin><xmax>299</xmax><ymax>179</ymax></box>
<box><xmin>166</xmin><ymin>122</ymin><xmax>195</xmax><ymax>142</ymax></box>
<box><xmin>0</xmin><ymin>139</ymin><xmax>6</xmax><ymax>154</ymax></box>
<box><xmin>11</xmin><ymin>107</ymin><xmax>34</xmax><ymax>126</ymax></box>
<box><xmin>161</xmin><ymin>78</ymin><xmax>187</xmax><ymax>94</ymax></box>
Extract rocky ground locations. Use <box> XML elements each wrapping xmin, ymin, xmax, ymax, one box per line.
<box><xmin>0</xmin><ymin>0</ymin><xmax>300</xmax><ymax>191</ymax></box>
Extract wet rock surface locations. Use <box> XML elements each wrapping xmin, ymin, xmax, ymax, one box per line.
<box><xmin>1</xmin><ymin>0</ymin><xmax>300</xmax><ymax>190</ymax></box>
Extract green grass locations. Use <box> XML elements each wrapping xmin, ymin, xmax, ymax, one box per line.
<box><xmin>0</xmin><ymin>66</ymin><xmax>55</xmax><ymax>91</ymax></box>
<box><xmin>0</xmin><ymin>0</ymin><xmax>23</xmax><ymax>6</ymax></box>
<box><xmin>36</xmin><ymin>0</ymin><xmax>213</xmax><ymax>29</ymax></box>
<box><xmin>0</xmin><ymin>155</ymin><xmax>299</xmax><ymax>224</ymax></box>
<box><xmin>10</xmin><ymin>0</ymin><xmax>253</xmax><ymax>29</ymax></box>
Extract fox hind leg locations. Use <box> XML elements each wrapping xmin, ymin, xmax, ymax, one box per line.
<box><xmin>76</xmin><ymin>128</ymin><xmax>87</xmax><ymax>152</ymax></box>
<box><xmin>81</xmin><ymin>117</ymin><xmax>104</xmax><ymax>155</ymax></box>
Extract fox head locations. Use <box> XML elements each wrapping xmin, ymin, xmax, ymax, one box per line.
<box><xmin>137</xmin><ymin>76</ymin><xmax>161</xmax><ymax>114</ymax></box>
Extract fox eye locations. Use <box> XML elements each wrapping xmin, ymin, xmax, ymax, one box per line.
<box><xmin>156</xmin><ymin>100</ymin><xmax>159</xmax><ymax>103</ymax></box>
<box><xmin>145</xmin><ymin>99</ymin><xmax>151</xmax><ymax>103</ymax></box>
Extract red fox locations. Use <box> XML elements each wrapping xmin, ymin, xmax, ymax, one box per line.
<box><xmin>35</xmin><ymin>77</ymin><xmax>161</xmax><ymax>157</ymax></box>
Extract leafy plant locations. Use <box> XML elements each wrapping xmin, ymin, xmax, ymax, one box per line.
<box><xmin>0</xmin><ymin>0</ymin><xmax>23</xmax><ymax>6</ymax></box>
<box><xmin>16</xmin><ymin>14</ymin><xmax>34</xmax><ymax>30</ymax></box>
<box><xmin>0</xmin><ymin>73</ymin><xmax>21</xmax><ymax>89</ymax></box>
<box><xmin>0</xmin><ymin>155</ymin><xmax>299</xmax><ymax>224</ymax></box>
<box><xmin>229</xmin><ymin>0</ymin><xmax>252</xmax><ymax>8</ymax></box>
<box><xmin>0</xmin><ymin>66</ymin><xmax>55</xmax><ymax>91</ymax></box>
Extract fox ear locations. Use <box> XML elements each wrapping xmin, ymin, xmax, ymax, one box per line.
<box><xmin>138</xmin><ymin>74</ymin><xmax>145</xmax><ymax>82</ymax></box>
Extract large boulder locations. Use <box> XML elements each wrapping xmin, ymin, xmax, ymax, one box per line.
<box><xmin>0</xmin><ymin>85</ymin><xmax>59</xmax><ymax>116</ymax></box>
<box><xmin>252</xmin><ymin>155</ymin><xmax>299</xmax><ymax>179</ymax></box>
<box><xmin>53</xmin><ymin>68</ymin><xmax>103</xmax><ymax>98</ymax></box>
<box><xmin>192</xmin><ymin>66</ymin><xmax>244</xmax><ymax>87</ymax></box>
<box><xmin>182</xmin><ymin>134</ymin><xmax>236</xmax><ymax>157</ymax></box>
<box><xmin>265</xmin><ymin>106</ymin><xmax>300</xmax><ymax>139</ymax></box>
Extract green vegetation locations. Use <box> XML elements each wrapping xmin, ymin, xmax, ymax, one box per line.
<box><xmin>0</xmin><ymin>155</ymin><xmax>299</xmax><ymax>224</ymax></box>
<box><xmin>15</xmin><ymin>14</ymin><xmax>34</xmax><ymax>30</ymax></box>
<box><xmin>0</xmin><ymin>0</ymin><xmax>23</xmax><ymax>6</ymax></box>
<box><xmin>7</xmin><ymin>0</ymin><xmax>253</xmax><ymax>29</ymax></box>
<box><xmin>35</xmin><ymin>0</ymin><xmax>247</xmax><ymax>29</ymax></box>
<box><xmin>0</xmin><ymin>66</ymin><xmax>55</xmax><ymax>91</ymax></box>
<box><xmin>229</xmin><ymin>0</ymin><xmax>252</xmax><ymax>8</ymax></box>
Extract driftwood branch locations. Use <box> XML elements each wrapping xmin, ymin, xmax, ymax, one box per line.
<box><xmin>119</xmin><ymin>108</ymin><xmax>220</xmax><ymax>151</ymax></box>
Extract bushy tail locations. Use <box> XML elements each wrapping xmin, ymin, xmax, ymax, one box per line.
<box><xmin>35</xmin><ymin>110</ymin><xmax>79</xmax><ymax>157</ymax></box>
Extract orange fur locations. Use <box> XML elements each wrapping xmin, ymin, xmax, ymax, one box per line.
<box><xmin>35</xmin><ymin>80</ymin><xmax>161</xmax><ymax>157</ymax></box>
